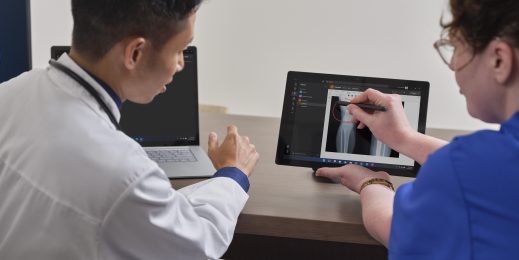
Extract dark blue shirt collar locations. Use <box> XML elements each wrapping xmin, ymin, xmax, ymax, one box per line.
<box><xmin>501</xmin><ymin>110</ymin><xmax>519</xmax><ymax>139</ymax></box>
<box><xmin>79</xmin><ymin>67</ymin><xmax>122</xmax><ymax>110</ymax></box>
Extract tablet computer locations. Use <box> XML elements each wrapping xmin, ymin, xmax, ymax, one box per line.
<box><xmin>275</xmin><ymin>71</ymin><xmax>429</xmax><ymax>177</ymax></box>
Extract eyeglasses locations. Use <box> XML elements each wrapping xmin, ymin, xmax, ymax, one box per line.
<box><xmin>433</xmin><ymin>38</ymin><xmax>475</xmax><ymax>71</ymax></box>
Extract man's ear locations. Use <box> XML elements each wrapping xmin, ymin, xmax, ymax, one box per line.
<box><xmin>123</xmin><ymin>37</ymin><xmax>147</xmax><ymax>70</ymax></box>
<box><xmin>492</xmin><ymin>40</ymin><xmax>515</xmax><ymax>85</ymax></box>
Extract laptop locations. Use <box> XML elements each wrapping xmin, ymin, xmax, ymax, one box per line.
<box><xmin>120</xmin><ymin>46</ymin><xmax>215</xmax><ymax>178</ymax></box>
<box><xmin>275</xmin><ymin>71</ymin><xmax>429</xmax><ymax>177</ymax></box>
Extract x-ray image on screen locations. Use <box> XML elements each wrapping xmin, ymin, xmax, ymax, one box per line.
<box><xmin>324</xmin><ymin>96</ymin><xmax>399</xmax><ymax>158</ymax></box>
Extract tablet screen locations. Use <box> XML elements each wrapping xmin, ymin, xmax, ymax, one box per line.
<box><xmin>276</xmin><ymin>71</ymin><xmax>429</xmax><ymax>177</ymax></box>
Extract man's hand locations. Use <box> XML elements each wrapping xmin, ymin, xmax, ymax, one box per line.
<box><xmin>208</xmin><ymin>125</ymin><xmax>260</xmax><ymax>177</ymax></box>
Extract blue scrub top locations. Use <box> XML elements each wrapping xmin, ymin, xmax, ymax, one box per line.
<box><xmin>389</xmin><ymin>112</ymin><xmax>519</xmax><ymax>259</ymax></box>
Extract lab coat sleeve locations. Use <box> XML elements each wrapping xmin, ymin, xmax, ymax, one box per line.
<box><xmin>99</xmin><ymin>167</ymin><xmax>249</xmax><ymax>260</ymax></box>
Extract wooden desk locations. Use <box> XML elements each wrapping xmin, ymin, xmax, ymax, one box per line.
<box><xmin>171</xmin><ymin>113</ymin><xmax>471</xmax><ymax>259</ymax></box>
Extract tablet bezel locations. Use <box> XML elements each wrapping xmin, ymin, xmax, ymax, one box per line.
<box><xmin>275</xmin><ymin>71</ymin><xmax>430</xmax><ymax>177</ymax></box>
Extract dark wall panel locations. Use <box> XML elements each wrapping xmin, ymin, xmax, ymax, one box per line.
<box><xmin>0</xmin><ymin>0</ymin><xmax>32</xmax><ymax>83</ymax></box>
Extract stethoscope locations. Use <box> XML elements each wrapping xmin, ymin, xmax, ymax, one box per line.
<box><xmin>49</xmin><ymin>60</ymin><xmax>121</xmax><ymax>130</ymax></box>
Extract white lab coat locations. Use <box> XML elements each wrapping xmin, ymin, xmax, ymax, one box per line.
<box><xmin>0</xmin><ymin>54</ymin><xmax>248</xmax><ymax>260</ymax></box>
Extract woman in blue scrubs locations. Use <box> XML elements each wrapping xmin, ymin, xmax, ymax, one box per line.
<box><xmin>317</xmin><ymin>0</ymin><xmax>519</xmax><ymax>258</ymax></box>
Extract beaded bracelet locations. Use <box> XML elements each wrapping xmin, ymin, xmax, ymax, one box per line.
<box><xmin>359</xmin><ymin>178</ymin><xmax>395</xmax><ymax>193</ymax></box>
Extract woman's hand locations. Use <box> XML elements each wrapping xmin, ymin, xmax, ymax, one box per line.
<box><xmin>348</xmin><ymin>88</ymin><xmax>415</xmax><ymax>151</ymax></box>
<box><xmin>316</xmin><ymin>164</ymin><xmax>390</xmax><ymax>194</ymax></box>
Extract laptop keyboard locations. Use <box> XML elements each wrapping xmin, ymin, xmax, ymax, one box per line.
<box><xmin>146</xmin><ymin>148</ymin><xmax>198</xmax><ymax>163</ymax></box>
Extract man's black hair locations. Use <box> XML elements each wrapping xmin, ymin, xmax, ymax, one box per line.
<box><xmin>71</xmin><ymin>0</ymin><xmax>204</xmax><ymax>61</ymax></box>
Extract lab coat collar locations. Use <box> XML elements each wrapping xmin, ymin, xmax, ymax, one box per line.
<box><xmin>85</xmin><ymin>71</ymin><xmax>122</xmax><ymax>110</ymax></box>
<box><xmin>49</xmin><ymin>54</ymin><xmax>122</xmax><ymax>125</ymax></box>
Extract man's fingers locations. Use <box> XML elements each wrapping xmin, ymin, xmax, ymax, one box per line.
<box><xmin>208</xmin><ymin>132</ymin><xmax>218</xmax><ymax>155</ymax></box>
<box><xmin>227</xmin><ymin>125</ymin><xmax>238</xmax><ymax>135</ymax></box>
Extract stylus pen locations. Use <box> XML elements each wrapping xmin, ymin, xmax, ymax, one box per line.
<box><xmin>336</xmin><ymin>101</ymin><xmax>386</xmax><ymax>111</ymax></box>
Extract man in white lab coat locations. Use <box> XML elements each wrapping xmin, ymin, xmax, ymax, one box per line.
<box><xmin>0</xmin><ymin>0</ymin><xmax>259</xmax><ymax>259</ymax></box>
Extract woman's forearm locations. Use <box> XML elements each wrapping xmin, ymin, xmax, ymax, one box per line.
<box><xmin>360</xmin><ymin>185</ymin><xmax>395</xmax><ymax>247</ymax></box>
<box><xmin>394</xmin><ymin>131</ymin><xmax>448</xmax><ymax>165</ymax></box>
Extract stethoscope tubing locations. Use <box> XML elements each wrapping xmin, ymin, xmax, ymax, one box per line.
<box><xmin>49</xmin><ymin>60</ymin><xmax>121</xmax><ymax>130</ymax></box>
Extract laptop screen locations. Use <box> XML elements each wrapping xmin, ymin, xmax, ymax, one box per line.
<box><xmin>276</xmin><ymin>71</ymin><xmax>429</xmax><ymax>177</ymax></box>
<box><xmin>120</xmin><ymin>46</ymin><xmax>199</xmax><ymax>146</ymax></box>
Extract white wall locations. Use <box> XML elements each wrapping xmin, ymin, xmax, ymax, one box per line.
<box><xmin>30</xmin><ymin>0</ymin><xmax>498</xmax><ymax>131</ymax></box>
